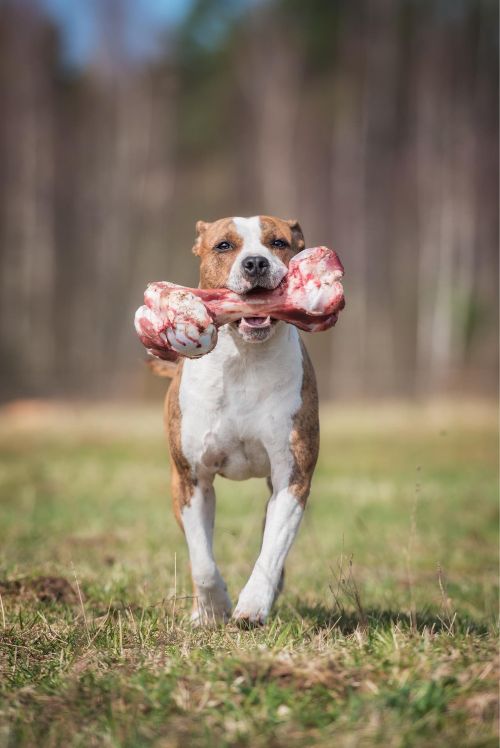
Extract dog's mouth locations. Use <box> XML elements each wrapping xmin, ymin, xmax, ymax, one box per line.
<box><xmin>240</xmin><ymin>315</ymin><xmax>270</xmax><ymax>328</ymax></box>
<box><xmin>233</xmin><ymin>315</ymin><xmax>279</xmax><ymax>342</ymax></box>
<box><xmin>238</xmin><ymin>315</ymin><xmax>279</xmax><ymax>330</ymax></box>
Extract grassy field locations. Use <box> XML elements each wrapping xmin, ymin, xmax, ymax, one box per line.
<box><xmin>0</xmin><ymin>399</ymin><xmax>498</xmax><ymax>747</ymax></box>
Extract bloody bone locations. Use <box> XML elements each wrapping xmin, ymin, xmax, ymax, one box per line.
<box><xmin>135</xmin><ymin>246</ymin><xmax>345</xmax><ymax>361</ymax></box>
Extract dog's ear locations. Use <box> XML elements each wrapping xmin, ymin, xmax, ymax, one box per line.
<box><xmin>287</xmin><ymin>219</ymin><xmax>305</xmax><ymax>252</ymax></box>
<box><xmin>192</xmin><ymin>220</ymin><xmax>210</xmax><ymax>256</ymax></box>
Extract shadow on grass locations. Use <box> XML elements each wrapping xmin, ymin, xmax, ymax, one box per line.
<box><xmin>284</xmin><ymin>602</ymin><xmax>491</xmax><ymax>636</ymax></box>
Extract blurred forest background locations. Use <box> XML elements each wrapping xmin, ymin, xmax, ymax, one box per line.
<box><xmin>0</xmin><ymin>0</ymin><xmax>497</xmax><ymax>402</ymax></box>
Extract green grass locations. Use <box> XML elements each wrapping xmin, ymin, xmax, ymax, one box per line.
<box><xmin>0</xmin><ymin>399</ymin><xmax>498</xmax><ymax>747</ymax></box>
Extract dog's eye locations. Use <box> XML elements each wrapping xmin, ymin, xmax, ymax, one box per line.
<box><xmin>271</xmin><ymin>239</ymin><xmax>289</xmax><ymax>248</ymax></box>
<box><xmin>214</xmin><ymin>241</ymin><xmax>233</xmax><ymax>252</ymax></box>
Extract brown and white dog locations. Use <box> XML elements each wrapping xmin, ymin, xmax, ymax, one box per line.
<box><xmin>166</xmin><ymin>215</ymin><xmax>319</xmax><ymax>626</ymax></box>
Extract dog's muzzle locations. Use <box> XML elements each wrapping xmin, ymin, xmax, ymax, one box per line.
<box><xmin>241</xmin><ymin>255</ymin><xmax>270</xmax><ymax>281</ymax></box>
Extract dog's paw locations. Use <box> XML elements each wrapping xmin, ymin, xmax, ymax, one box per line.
<box><xmin>190</xmin><ymin>605</ymin><xmax>230</xmax><ymax>628</ymax></box>
<box><xmin>190</xmin><ymin>585</ymin><xmax>232</xmax><ymax>627</ymax></box>
<box><xmin>232</xmin><ymin>585</ymin><xmax>274</xmax><ymax>627</ymax></box>
<box><xmin>231</xmin><ymin>610</ymin><xmax>266</xmax><ymax>628</ymax></box>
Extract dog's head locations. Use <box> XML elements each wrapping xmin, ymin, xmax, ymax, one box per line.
<box><xmin>192</xmin><ymin>215</ymin><xmax>305</xmax><ymax>343</ymax></box>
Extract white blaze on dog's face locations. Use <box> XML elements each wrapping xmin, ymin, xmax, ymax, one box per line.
<box><xmin>192</xmin><ymin>215</ymin><xmax>305</xmax><ymax>343</ymax></box>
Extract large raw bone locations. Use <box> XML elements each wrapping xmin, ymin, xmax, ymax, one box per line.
<box><xmin>134</xmin><ymin>246</ymin><xmax>345</xmax><ymax>361</ymax></box>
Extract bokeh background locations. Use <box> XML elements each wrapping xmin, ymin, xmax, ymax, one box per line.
<box><xmin>0</xmin><ymin>0</ymin><xmax>498</xmax><ymax>403</ymax></box>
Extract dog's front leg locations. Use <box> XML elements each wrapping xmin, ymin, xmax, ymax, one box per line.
<box><xmin>167</xmin><ymin>366</ymin><xmax>231</xmax><ymax>626</ymax></box>
<box><xmin>174</xmin><ymin>470</ymin><xmax>232</xmax><ymax>625</ymax></box>
<box><xmin>232</xmin><ymin>483</ymin><xmax>305</xmax><ymax>626</ymax></box>
<box><xmin>232</xmin><ymin>345</ymin><xmax>319</xmax><ymax>626</ymax></box>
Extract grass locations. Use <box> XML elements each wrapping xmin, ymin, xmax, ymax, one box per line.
<box><xmin>0</xmin><ymin>398</ymin><xmax>498</xmax><ymax>747</ymax></box>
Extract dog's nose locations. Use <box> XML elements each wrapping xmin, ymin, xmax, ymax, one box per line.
<box><xmin>242</xmin><ymin>255</ymin><xmax>270</xmax><ymax>278</ymax></box>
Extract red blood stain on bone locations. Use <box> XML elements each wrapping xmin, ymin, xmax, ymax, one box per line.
<box><xmin>134</xmin><ymin>246</ymin><xmax>345</xmax><ymax>360</ymax></box>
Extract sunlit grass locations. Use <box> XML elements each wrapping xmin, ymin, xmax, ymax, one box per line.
<box><xmin>0</xmin><ymin>399</ymin><xmax>497</xmax><ymax>746</ymax></box>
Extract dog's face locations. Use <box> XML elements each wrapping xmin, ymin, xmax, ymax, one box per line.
<box><xmin>193</xmin><ymin>215</ymin><xmax>305</xmax><ymax>343</ymax></box>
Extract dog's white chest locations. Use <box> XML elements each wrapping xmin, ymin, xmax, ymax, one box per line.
<box><xmin>178</xmin><ymin>324</ymin><xmax>303</xmax><ymax>481</ymax></box>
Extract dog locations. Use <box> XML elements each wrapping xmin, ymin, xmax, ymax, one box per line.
<box><xmin>164</xmin><ymin>215</ymin><xmax>319</xmax><ymax>626</ymax></box>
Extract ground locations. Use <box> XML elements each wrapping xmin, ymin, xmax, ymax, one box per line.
<box><xmin>0</xmin><ymin>399</ymin><xmax>497</xmax><ymax>747</ymax></box>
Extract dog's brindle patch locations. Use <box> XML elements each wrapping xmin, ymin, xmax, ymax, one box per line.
<box><xmin>289</xmin><ymin>341</ymin><xmax>319</xmax><ymax>508</ymax></box>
